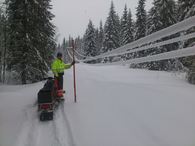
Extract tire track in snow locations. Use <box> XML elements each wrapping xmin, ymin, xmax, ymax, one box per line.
<box><xmin>15</xmin><ymin>104</ymin><xmax>39</xmax><ymax>146</ymax></box>
<box><xmin>15</xmin><ymin>101</ymin><xmax>76</xmax><ymax>146</ymax></box>
<box><xmin>15</xmin><ymin>104</ymin><xmax>61</xmax><ymax>146</ymax></box>
<box><xmin>61</xmin><ymin>103</ymin><xmax>76</xmax><ymax>146</ymax></box>
<box><xmin>53</xmin><ymin>102</ymin><xmax>77</xmax><ymax>146</ymax></box>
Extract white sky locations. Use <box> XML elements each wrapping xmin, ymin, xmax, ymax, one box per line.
<box><xmin>51</xmin><ymin>0</ymin><xmax>153</xmax><ymax>43</ymax></box>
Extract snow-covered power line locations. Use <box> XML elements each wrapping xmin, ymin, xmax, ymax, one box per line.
<box><xmin>73</xmin><ymin>51</ymin><xmax>84</xmax><ymax>61</ymax></box>
<box><xmin>81</xmin><ymin>16</ymin><xmax>195</xmax><ymax>62</ymax></box>
<box><xmin>67</xmin><ymin>47</ymin><xmax>81</xmax><ymax>62</ymax></box>
<box><xmin>73</xmin><ymin>48</ymin><xmax>100</xmax><ymax>61</ymax></box>
<box><xmin>74</xmin><ymin>49</ymin><xmax>86</xmax><ymax>58</ymax></box>
<box><xmin>90</xmin><ymin>32</ymin><xmax>195</xmax><ymax>60</ymax></box>
<box><xmin>66</xmin><ymin>47</ymin><xmax>73</xmax><ymax>60</ymax></box>
<box><xmin>100</xmin><ymin>46</ymin><xmax>195</xmax><ymax>66</ymax></box>
<box><xmin>67</xmin><ymin>47</ymin><xmax>93</xmax><ymax>62</ymax></box>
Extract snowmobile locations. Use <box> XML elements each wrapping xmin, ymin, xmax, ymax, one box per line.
<box><xmin>37</xmin><ymin>77</ymin><xmax>65</xmax><ymax>121</ymax></box>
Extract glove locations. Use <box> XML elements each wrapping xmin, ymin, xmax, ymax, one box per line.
<box><xmin>54</xmin><ymin>74</ymin><xmax>58</xmax><ymax>78</ymax></box>
<box><xmin>71</xmin><ymin>60</ymin><xmax>75</xmax><ymax>66</ymax></box>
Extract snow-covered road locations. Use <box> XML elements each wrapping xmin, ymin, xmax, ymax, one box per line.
<box><xmin>0</xmin><ymin>64</ymin><xmax>195</xmax><ymax>146</ymax></box>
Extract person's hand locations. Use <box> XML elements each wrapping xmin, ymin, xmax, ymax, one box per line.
<box><xmin>71</xmin><ymin>60</ymin><xmax>75</xmax><ymax>66</ymax></box>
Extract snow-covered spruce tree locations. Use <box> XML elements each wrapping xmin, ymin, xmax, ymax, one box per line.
<box><xmin>120</xmin><ymin>6</ymin><xmax>134</xmax><ymax>60</ymax></box>
<box><xmin>62</xmin><ymin>37</ymin><xmax>73</xmax><ymax>63</ymax></box>
<box><xmin>98</xmin><ymin>20</ymin><xmax>104</xmax><ymax>54</ymax></box>
<box><xmin>144</xmin><ymin>2</ymin><xmax>162</xmax><ymax>70</ymax></box>
<box><xmin>74</xmin><ymin>36</ymin><xmax>86</xmax><ymax>60</ymax></box>
<box><xmin>144</xmin><ymin>0</ymin><xmax>177</xmax><ymax>71</ymax></box>
<box><xmin>57</xmin><ymin>43</ymin><xmax>61</xmax><ymax>53</ymax></box>
<box><xmin>155</xmin><ymin>0</ymin><xmax>177</xmax><ymax>29</ymax></box>
<box><xmin>178</xmin><ymin>0</ymin><xmax>195</xmax><ymax>21</ymax></box>
<box><xmin>94</xmin><ymin>28</ymin><xmax>100</xmax><ymax>55</ymax></box>
<box><xmin>178</xmin><ymin>0</ymin><xmax>195</xmax><ymax>84</ymax></box>
<box><xmin>116</xmin><ymin>14</ymin><xmax>121</xmax><ymax>46</ymax></box>
<box><xmin>35</xmin><ymin>0</ymin><xmax>56</xmax><ymax>68</ymax></box>
<box><xmin>130</xmin><ymin>0</ymin><xmax>147</xmax><ymax>68</ymax></box>
<box><xmin>7</xmin><ymin>0</ymin><xmax>56</xmax><ymax>84</ymax></box>
<box><xmin>146</xmin><ymin>5</ymin><xmax>161</xmax><ymax>35</ymax></box>
<box><xmin>83</xmin><ymin>20</ymin><xmax>97</xmax><ymax>57</ymax></box>
<box><xmin>61</xmin><ymin>38</ymin><xmax>70</xmax><ymax>63</ymax></box>
<box><xmin>121</xmin><ymin>4</ymin><xmax>128</xmax><ymax>46</ymax></box>
<box><xmin>0</xmin><ymin>9</ymin><xmax>4</xmax><ymax>82</ymax></box>
<box><xmin>94</xmin><ymin>21</ymin><xmax>105</xmax><ymax>56</ymax></box>
<box><xmin>0</xmin><ymin>1</ymin><xmax>9</xmax><ymax>83</ymax></box>
<box><xmin>62</xmin><ymin>38</ymin><xmax>66</xmax><ymax>52</ymax></box>
<box><xmin>135</xmin><ymin>0</ymin><xmax>147</xmax><ymax>41</ymax></box>
<box><xmin>186</xmin><ymin>0</ymin><xmax>195</xmax><ymax>19</ymax></box>
<box><xmin>124</xmin><ymin>9</ymin><xmax>135</xmax><ymax>61</ymax></box>
<box><xmin>126</xmin><ymin>9</ymin><xmax>134</xmax><ymax>44</ymax></box>
<box><xmin>178</xmin><ymin>0</ymin><xmax>195</xmax><ymax>49</ymax></box>
<box><xmin>131</xmin><ymin>0</ymin><xmax>147</xmax><ymax>68</ymax></box>
<box><xmin>102</xmin><ymin>1</ymin><xmax>120</xmax><ymax>53</ymax></box>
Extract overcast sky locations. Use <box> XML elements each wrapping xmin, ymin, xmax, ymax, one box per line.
<box><xmin>0</xmin><ymin>0</ymin><xmax>153</xmax><ymax>43</ymax></box>
<box><xmin>51</xmin><ymin>0</ymin><xmax>153</xmax><ymax>43</ymax></box>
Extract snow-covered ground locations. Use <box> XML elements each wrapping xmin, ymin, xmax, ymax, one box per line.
<box><xmin>0</xmin><ymin>63</ymin><xmax>195</xmax><ymax>146</ymax></box>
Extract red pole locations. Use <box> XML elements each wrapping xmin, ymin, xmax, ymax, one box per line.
<box><xmin>72</xmin><ymin>39</ymin><xmax>77</xmax><ymax>103</ymax></box>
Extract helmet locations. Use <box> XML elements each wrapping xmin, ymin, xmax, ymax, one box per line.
<box><xmin>57</xmin><ymin>52</ymin><xmax>62</xmax><ymax>58</ymax></box>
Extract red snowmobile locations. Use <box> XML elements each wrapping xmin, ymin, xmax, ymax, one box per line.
<box><xmin>37</xmin><ymin>77</ymin><xmax>65</xmax><ymax>121</ymax></box>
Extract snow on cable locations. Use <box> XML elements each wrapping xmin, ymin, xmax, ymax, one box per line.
<box><xmin>81</xmin><ymin>16</ymin><xmax>195</xmax><ymax>62</ymax></box>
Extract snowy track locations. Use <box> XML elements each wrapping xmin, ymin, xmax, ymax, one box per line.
<box><xmin>1</xmin><ymin>64</ymin><xmax>195</xmax><ymax>146</ymax></box>
<box><xmin>14</xmin><ymin>102</ymin><xmax>76</xmax><ymax>146</ymax></box>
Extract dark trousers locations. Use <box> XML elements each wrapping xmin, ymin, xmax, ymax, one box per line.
<box><xmin>56</xmin><ymin>73</ymin><xmax>64</xmax><ymax>90</ymax></box>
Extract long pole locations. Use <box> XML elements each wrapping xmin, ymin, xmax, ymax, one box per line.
<box><xmin>72</xmin><ymin>39</ymin><xmax>77</xmax><ymax>103</ymax></box>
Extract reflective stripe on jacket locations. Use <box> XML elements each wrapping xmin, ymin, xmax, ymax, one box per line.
<box><xmin>51</xmin><ymin>58</ymin><xmax>71</xmax><ymax>76</ymax></box>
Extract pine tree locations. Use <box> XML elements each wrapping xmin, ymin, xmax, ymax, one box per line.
<box><xmin>153</xmin><ymin>0</ymin><xmax>177</xmax><ymax>53</ymax></box>
<box><xmin>146</xmin><ymin>0</ymin><xmax>177</xmax><ymax>35</ymax></box>
<box><xmin>62</xmin><ymin>38</ymin><xmax>66</xmax><ymax>51</ymax></box>
<box><xmin>0</xmin><ymin>0</ymin><xmax>9</xmax><ymax>83</ymax></box>
<box><xmin>116</xmin><ymin>14</ymin><xmax>121</xmax><ymax>46</ymax></box>
<box><xmin>120</xmin><ymin>6</ymin><xmax>134</xmax><ymax>61</ymax></box>
<box><xmin>132</xmin><ymin>0</ymin><xmax>147</xmax><ymax>67</ymax></box>
<box><xmin>35</xmin><ymin>0</ymin><xmax>56</xmax><ymax>67</ymax></box>
<box><xmin>144</xmin><ymin>0</ymin><xmax>177</xmax><ymax>70</ymax></box>
<box><xmin>63</xmin><ymin>36</ymin><xmax>73</xmax><ymax>62</ymax></box>
<box><xmin>61</xmin><ymin>38</ymin><xmax>69</xmax><ymax>63</ymax></box>
<box><xmin>125</xmin><ymin>9</ymin><xmax>135</xmax><ymax>60</ymax></box>
<box><xmin>121</xmin><ymin>4</ymin><xmax>128</xmax><ymax>46</ymax></box>
<box><xmin>0</xmin><ymin>8</ymin><xmax>4</xmax><ymax>82</ymax></box>
<box><xmin>94</xmin><ymin>28</ymin><xmax>100</xmax><ymax>55</ymax></box>
<box><xmin>57</xmin><ymin>43</ymin><xmax>61</xmax><ymax>52</ymax></box>
<box><xmin>135</xmin><ymin>0</ymin><xmax>147</xmax><ymax>40</ymax></box>
<box><xmin>177</xmin><ymin>0</ymin><xmax>195</xmax><ymax>50</ymax></box>
<box><xmin>7</xmin><ymin>0</ymin><xmax>56</xmax><ymax>84</ymax></box>
<box><xmin>186</xmin><ymin>0</ymin><xmax>195</xmax><ymax>19</ymax></box>
<box><xmin>127</xmin><ymin>10</ymin><xmax>134</xmax><ymax>43</ymax></box>
<box><xmin>121</xmin><ymin>7</ymin><xmax>134</xmax><ymax>46</ymax></box>
<box><xmin>178</xmin><ymin>0</ymin><xmax>195</xmax><ymax>21</ymax></box>
<box><xmin>102</xmin><ymin>1</ymin><xmax>120</xmax><ymax>53</ymax></box>
<box><xmin>94</xmin><ymin>21</ymin><xmax>105</xmax><ymax>56</ymax></box>
<box><xmin>75</xmin><ymin>36</ymin><xmax>85</xmax><ymax>60</ymax></box>
<box><xmin>98</xmin><ymin>20</ymin><xmax>104</xmax><ymax>54</ymax></box>
<box><xmin>178</xmin><ymin>0</ymin><xmax>195</xmax><ymax>84</ymax></box>
<box><xmin>83</xmin><ymin>20</ymin><xmax>97</xmax><ymax>57</ymax></box>
<box><xmin>146</xmin><ymin>6</ymin><xmax>161</xmax><ymax>35</ymax></box>
<box><xmin>156</xmin><ymin>0</ymin><xmax>177</xmax><ymax>29</ymax></box>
